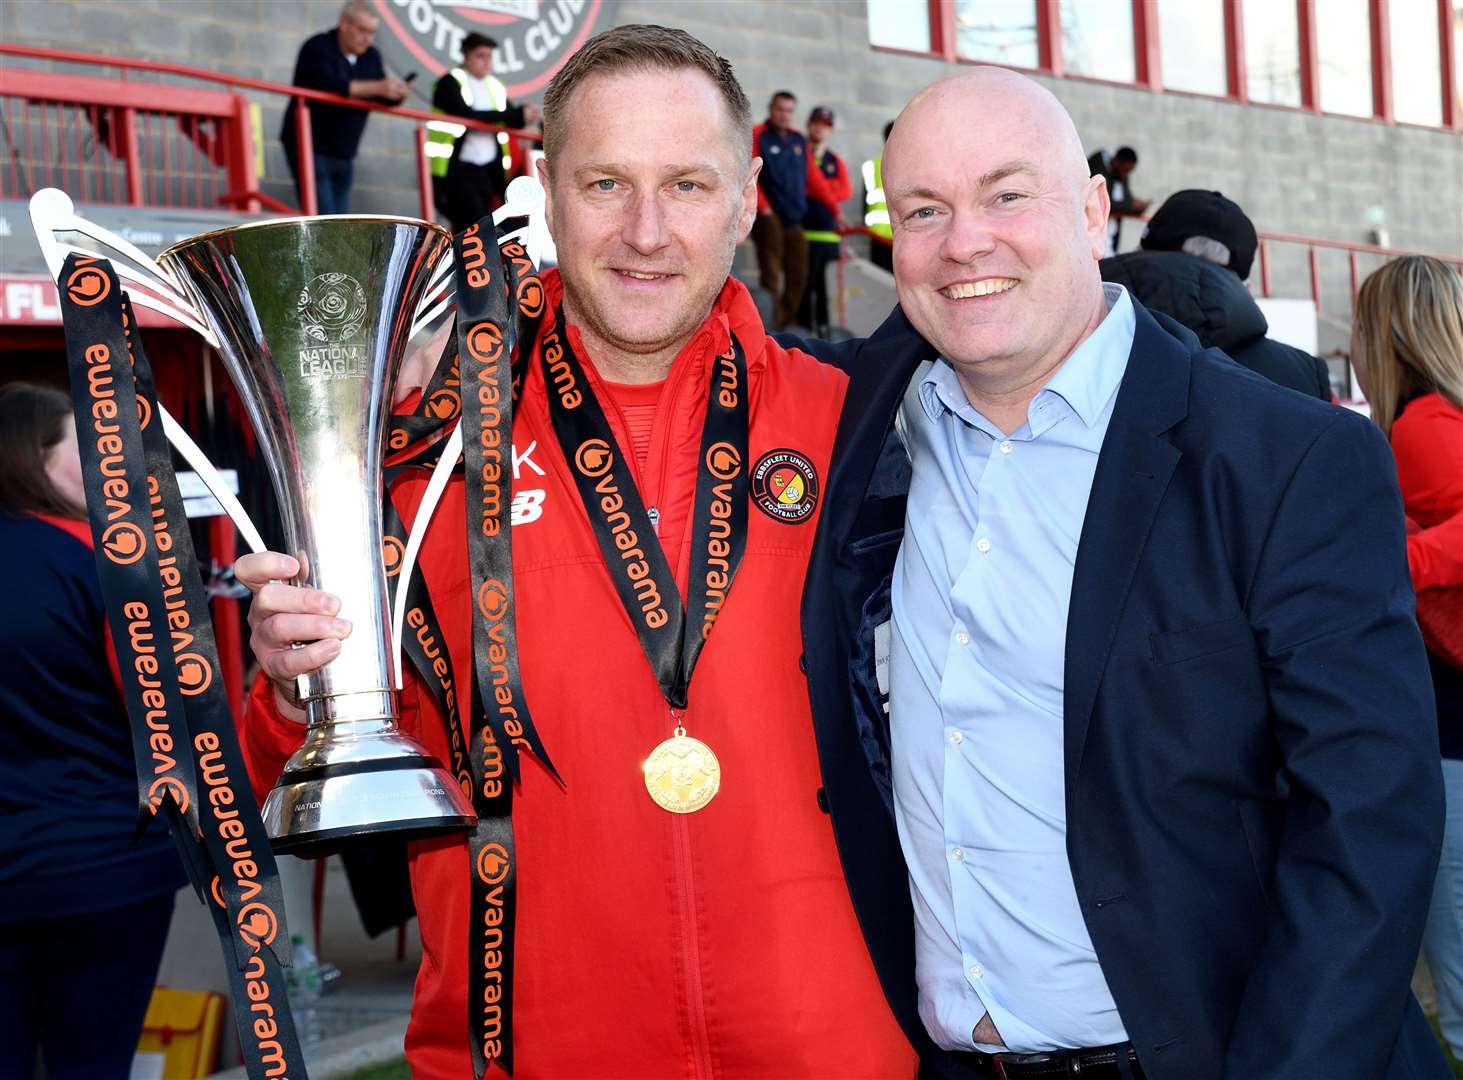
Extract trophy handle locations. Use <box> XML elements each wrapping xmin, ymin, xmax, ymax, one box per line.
<box><xmin>391</xmin><ymin>176</ymin><xmax>553</xmax><ymax>687</ymax></box>
<box><xmin>30</xmin><ymin>188</ymin><xmax>267</xmax><ymax>557</ymax></box>
<box><xmin>404</xmin><ymin>174</ymin><xmax>553</xmax><ymax>340</ymax></box>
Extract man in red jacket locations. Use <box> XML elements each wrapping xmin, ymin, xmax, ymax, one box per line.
<box><xmin>234</xmin><ymin>24</ymin><xmax>917</xmax><ymax>1080</ymax></box>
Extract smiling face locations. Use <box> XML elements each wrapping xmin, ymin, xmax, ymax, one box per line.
<box><xmin>885</xmin><ymin>69</ymin><xmax>1109</xmax><ymax>395</ymax></box>
<box><xmin>538</xmin><ymin>67</ymin><xmax>758</xmax><ymax>376</ymax></box>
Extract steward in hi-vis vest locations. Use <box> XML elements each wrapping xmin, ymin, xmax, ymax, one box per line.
<box><xmin>427</xmin><ymin>32</ymin><xmax>536</xmax><ymax>232</ymax></box>
<box><xmin>862</xmin><ymin>120</ymin><xmax>894</xmax><ymax>271</ymax></box>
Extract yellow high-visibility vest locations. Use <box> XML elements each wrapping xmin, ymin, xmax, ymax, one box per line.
<box><xmin>425</xmin><ymin>68</ymin><xmax>511</xmax><ymax>179</ymax></box>
<box><xmin>862</xmin><ymin>156</ymin><xmax>891</xmax><ymax>239</ymax></box>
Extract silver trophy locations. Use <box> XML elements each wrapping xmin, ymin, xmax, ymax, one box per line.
<box><xmin>151</xmin><ymin>215</ymin><xmax>475</xmax><ymax>853</ymax></box>
<box><xmin>29</xmin><ymin>186</ymin><xmax>554</xmax><ymax>854</ymax></box>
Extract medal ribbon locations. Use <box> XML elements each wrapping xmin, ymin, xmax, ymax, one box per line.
<box><xmin>58</xmin><ymin>255</ymin><xmax>307</xmax><ymax>1080</ymax></box>
<box><xmin>542</xmin><ymin>310</ymin><xmax>750</xmax><ymax>712</ymax></box>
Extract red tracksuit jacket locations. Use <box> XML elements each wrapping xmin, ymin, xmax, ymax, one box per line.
<box><xmin>240</xmin><ymin>272</ymin><xmax>916</xmax><ymax>1079</ymax></box>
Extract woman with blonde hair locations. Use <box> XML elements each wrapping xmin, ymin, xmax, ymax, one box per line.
<box><xmin>1353</xmin><ymin>254</ymin><xmax>1463</xmax><ymax>1062</ymax></box>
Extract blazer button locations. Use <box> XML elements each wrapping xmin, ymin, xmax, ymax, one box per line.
<box><xmin>816</xmin><ymin>787</ymin><xmax>830</xmax><ymax>814</ymax></box>
<box><xmin>798</xmin><ymin>654</ymin><xmax>808</xmax><ymax>674</ymax></box>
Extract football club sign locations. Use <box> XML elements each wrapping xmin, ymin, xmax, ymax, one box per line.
<box><xmin>372</xmin><ymin>0</ymin><xmax>619</xmax><ymax>99</ymax></box>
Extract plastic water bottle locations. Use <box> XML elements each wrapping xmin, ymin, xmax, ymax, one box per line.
<box><xmin>285</xmin><ymin>933</ymin><xmax>323</xmax><ymax>1061</ymax></box>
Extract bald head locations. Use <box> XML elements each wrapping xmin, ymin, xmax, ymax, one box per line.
<box><xmin>885</xmin><ymin>68</ymin><xmax>1090</xmax><ymax>204</ymax></box>
<box><xmin>880</xmin><ymin>66</ymin><xmax>1111</xmax><ymax>408</ymax></box>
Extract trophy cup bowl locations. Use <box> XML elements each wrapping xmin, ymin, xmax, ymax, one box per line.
<box><xmin>158</xmin><ymin>215</ymin><xmax>476</xmax><ymax>855</ymax></box>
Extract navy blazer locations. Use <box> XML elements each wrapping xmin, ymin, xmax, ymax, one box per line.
<box><xmin>793</xmin><ymin>302</ymin><xmax>1448</xmax><ymax>1080</ymax></box>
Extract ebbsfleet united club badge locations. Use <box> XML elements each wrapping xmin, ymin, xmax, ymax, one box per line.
<box><xmin>750</xmin><ymin>449</ymin><xmax>819</xmax><ymax>524</ymax></box>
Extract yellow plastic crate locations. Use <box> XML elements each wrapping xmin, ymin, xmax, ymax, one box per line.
<box><xmin>133</xmin><ymin>986</ymin><xmax>225</xmax><ymax>1080</ymax></box>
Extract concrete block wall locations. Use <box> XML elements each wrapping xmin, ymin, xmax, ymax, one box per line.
<box><xmin>4</xmin><ymin>0</ymin><xmax>1459</xmax><ymax>349</ymax></box>
<box><xmin>620</xmin><ymin>0</ymin><xmax>1463</xmax><ymax>353</ymax></box>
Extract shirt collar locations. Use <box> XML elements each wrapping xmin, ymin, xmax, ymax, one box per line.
<box><xmin>919</xmin><ymin>283</ymin><xmax>1134</xmax><ymax>431</ymax></box>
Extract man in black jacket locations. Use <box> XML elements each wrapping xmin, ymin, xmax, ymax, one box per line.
<box><xmin>1105</xmin><ymin>189</ymin><xmax>1332</xmax><ymax>399</ymax></box>
<box><xmin>281</xmin><ymin>0</ymin><xmax>409</xmax><ymax>214</ymax></box>
<box><xmin>793</xmin><ymin>67</ymin><xmax>1445</xmax><ymax>1080</ymax></box>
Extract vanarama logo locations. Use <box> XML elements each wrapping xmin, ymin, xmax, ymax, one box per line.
<box><xmin>383</xmin><ymin>535</ymin><xmax>406</xmax><ymax>577</ymax></box>
<box><xmin>175</xmin><ymin>652</ymin><xmax>212</xmax><ymax>696</ymax></box>
<box><xmin>237</xmin><ymin>901</ymin><xmax>279</xmax><ymax>951</ymax></box>
<box><xmin>750</xmin><ymin>449</ymin><xmax>819</xmax><ymax>524</ymax></box>
<box><xmin>148</xmin><ymin>774</ymin><xmax>191</xmax><ymax>815</ymax></box>
<box><xmin>573</xmin><ymin>438</ymin><xmax>668</xmax><ymax>630</ymax></box>
<box><xmin>477</xmin><ymin>579</ymin><xmax>508</xmax><ymax>621</ymax></box>
<box><xmin>542</xmin><ymin>328</ymin><xmax>581</xmax><ymax>409</ymax></box>
<box><xmin>573</xmin><ymin>438</ymin><xmax>611</xmax><ymax>478</ymax></box>
<box><xmin>467</xmin><ymin>322</ymin><xmax>504</xmax><ymax>364</ymax></box>
<box><xmin>101</xmin><ymin>521</ymin><xmax>146</xmax><ymax>565</ymax></box>
<box><xmin>476</xmin><ymin>842</ymin><xmax>510</xmax><ymax>885</ymax></box>
<box><xmin>66</xmin><ymin>262</ymin><xmax>110</xmax><ymax>306</ymax></box>
<box><xmin>705</xmin><ymin>442</ymin><xmax>740</xmax><ymax>481</ymax></box>
<box><xmin>426</xmin><ymin>387</ymin><xmax>460</xmax><ymax>420</ymax></box>
<box><xmin>406</xmin><ymin>605</ymin><xmax>470</xmax><ymax>795</ymax></box>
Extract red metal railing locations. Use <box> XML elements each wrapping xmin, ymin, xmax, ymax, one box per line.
<box><xmin>0</xmin><ymin>43</ymin><xmax>541</xmax><ymax>218</ymax></box>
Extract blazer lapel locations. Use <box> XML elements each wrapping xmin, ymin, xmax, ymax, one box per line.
<box><xmin>1064</xmin><ymin>305</ymin><xmax>1191</xmax><ymax>787</ymax></box>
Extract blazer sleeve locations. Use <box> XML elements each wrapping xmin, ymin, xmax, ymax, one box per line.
<box><xmin>1221</xmin><ymin>411</ymin><xmax>1443</xmax><ymax>1080</ymax></box>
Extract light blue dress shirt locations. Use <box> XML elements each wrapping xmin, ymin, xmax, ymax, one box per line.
<box><xmin>890</xmin><ymin>284</ymin><xmax>1136</xmax><ymax>1053</ymax></box>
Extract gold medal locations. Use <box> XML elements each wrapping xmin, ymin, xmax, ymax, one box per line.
<box><xmin>643</xmin><ymin>728</ymin><xmax>721</xmax><ymax>814</ymax></box>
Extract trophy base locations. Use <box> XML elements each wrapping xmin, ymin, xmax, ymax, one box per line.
<box><xmin>262</xmin><ymin>753</ymin><xmax>477</xmax><ymax>858</ymax></box>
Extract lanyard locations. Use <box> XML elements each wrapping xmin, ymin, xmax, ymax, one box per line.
<box><xmin>542</xmin><ymin>312</ymin><xmax>750</xmax><ymax>711</ymax></box>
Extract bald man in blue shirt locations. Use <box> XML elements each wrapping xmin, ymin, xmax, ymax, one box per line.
<box><xmin>792</xmin><ymin>68</ymin><xmax>1447</xmax><ymax>1080</ymax></box>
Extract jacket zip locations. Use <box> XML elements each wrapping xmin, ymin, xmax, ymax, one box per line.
<box><xmin>653</xmin><ymin>351</ymin><xmax>716</xmax><ymax>1078</ymax></box>
<box><xmin>597</xmin><ymin>329</ymin><xmax>719</xmax><ymax>1076</ymax></box>
<box><xmin>671</xmin><ymin>703</ymin><xmax>716</xmax><ymax>1079</ymax></box>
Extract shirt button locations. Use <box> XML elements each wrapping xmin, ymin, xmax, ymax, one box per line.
<box><xmin>999</xmin><ymin>440</ymin><xmax>1013</xmax><ymax>455</ymax></box>
<box><xmin>948</xmin><ymin>729</ymin><xmax>964</xmax><ymax>745</ymax></box>
<box><xmin>970</xmin><ymin>963</ymin><xmax>984</xmax><ymax>979</ymax></box>
<box><xmin>976</xmin><ymin>538</ymin><xmax>992</xmax><ymax>554</ymax></box>
<box><xmin>950</xmin><ymin>847</ymin><xmax>964</xmax><ymax>862</ymax></box>
<box><xmin>954</xmin><ymin>629</ymin><xmax>971</xmax><ymax>646</ymax></box>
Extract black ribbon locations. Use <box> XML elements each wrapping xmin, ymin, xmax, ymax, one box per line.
<box><xmin>58</xmin><ymin>255</ymin><xmax>307</xmax><ymax>1080</ymax></box>
<box><xmin>543</xmin><ymin>310</ymin><xmax>750</xmax><ymax>711</ymax></box>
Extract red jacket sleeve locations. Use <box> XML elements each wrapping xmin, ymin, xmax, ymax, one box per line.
<box><xmin>239</xmin><ymin>674</ymin><xmax>308</xmax><ymax>809</ymax></box>
<box><xmin>1392</xmin><ymin>395</ymin><xmax>1463</xmax><ymax>591</ymax></box>
<box><xmin>807</xmin><ymin>153</ymin><xmax>852</xmax><ymax>214</ymax></box>
<box><xmin>1407</xmin><ymin>511</ymin><xmax>1463</xmax><ymax>593</ymax></box>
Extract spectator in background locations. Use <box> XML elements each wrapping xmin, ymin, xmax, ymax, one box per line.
<box><xmin>798</xmin><ymin>105</ymin><xmax>851</xmax><ymax>336</ymax></box>
<box><xmin>281</xmin><ymin>0</ymin><xmax>409</xmax><ymax>215</ymax></box>
<box><xmin>1087</xmin><ymin>145</ymin><xmax>1147</xmax><ymax>253</ymax></box>
<box><xmin>863</xmin><ymin>120</ymin><xmax>894</xmax><ymax>272</ymax></box>
<box><xmin>752</xmin><ymin>90</ymin><xmax>808</xmax><ymax>329</ymax></box>
<box><xmin>1352</xmin><ymin>255</ymin><xmax>1463</xmax><ymax>1065</ymax></box>
<box><xmin>1101</xmin><ymin>190</ymin><xmax>1333</xmax><ymax>399</ymax></box>
<box><xmin>430</xmin><ymin>32</ymin><xmax>541</xmax><ymax>233</ymax></box>
<box><xmin>0</xmin><ymin>384</ymin><xmax>187</xmax><ymax>1080</ymax></box>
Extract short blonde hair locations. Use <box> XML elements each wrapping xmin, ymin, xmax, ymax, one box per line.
<box><xmin>542</xmin><ymin>24</ymin><xmax>750</xmax><ymax>164</ymax></box>
<box><xmin>1352</xmin><ymin>255</ymin><xmax>1463</xmax><ymax>436</ymax></box>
